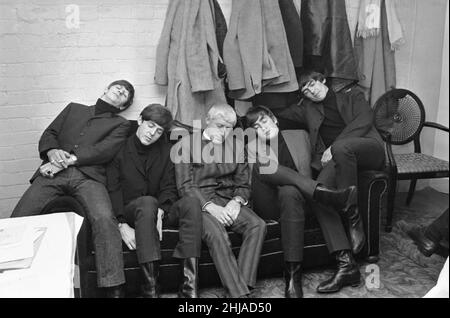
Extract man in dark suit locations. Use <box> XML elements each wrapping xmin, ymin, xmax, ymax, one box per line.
<box><xmin>106</xmin><ymin>104</ymin><xmax>202</xmax><ymax>298</ymax></box>
<box><xmin>246</xmin><ymin>106</ymin><xmax>358</xmax><ymax>298</ymax></box>
<box><xmin>275</xmin><ymin>71</ymin><xmax>385</xmax><ymax>294</ymax></box>
<box><xmin>11</xmin><ymin>80</ymin><xmax>134</xmax><ymax>297</ymax></box>
<box><xmin>173</xmin><ymin>104</ymin><xmax>267</xmax><ymax>298</ymax></box>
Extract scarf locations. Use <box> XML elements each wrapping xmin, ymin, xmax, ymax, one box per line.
<box><xmin>356</xmin><ymin>0</ymin><xmax>381</xmax><ymax>38</ymax></box>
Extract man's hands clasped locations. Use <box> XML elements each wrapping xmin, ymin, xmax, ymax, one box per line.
<box><xmin>205</xmin><ymin>200</ymin><xmax>242</xmax><ymax>227</ymax></box>
<box><xmin>40</xmin><ymin>149</ymin><xmax>77</xmax><ymax>178</ymax></box>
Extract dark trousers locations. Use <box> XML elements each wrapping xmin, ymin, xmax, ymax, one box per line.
<box><xmin>202</xmin><ymin>198</ymin><xmax>267</xmax><ymax>298</ymax></box>
<box><xmin>252</xmin><ymin>172</ymin><xmax>306</xmax><ymax>262</ymax></box>
<box><xmin>11</xmin><ymin>167</ymin><xmax>124</xmax><ymax>288</ymax></box>
<box><xmin>426</xmin><ymin>208</ymin><xmax>449</xmax><ymax>244</ymax></box>
<box><xmin>124</xmin><ymin>196</ymin><xmax>202</xmax><ymax>264</ymax></box>
<box><xmin>314</xmin><ymin>137</ymin><xmax>385</xmax><ymax>253</ymax></box>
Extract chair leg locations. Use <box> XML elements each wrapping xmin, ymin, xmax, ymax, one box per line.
<box><xmin>406</xmin><ymin>179</ymin><xmax>417</xmax><ymax>206</ymax></box>
<box><xmin>385</xmin><ymin>177</ymin><xmax>397</xmax><ymax>233</ymax></box>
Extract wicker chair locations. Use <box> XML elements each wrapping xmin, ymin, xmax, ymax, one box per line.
<box><xmin>373</xmin><ymin>89</ymin><xmax>449</xmax><ymax>232</ymax></box>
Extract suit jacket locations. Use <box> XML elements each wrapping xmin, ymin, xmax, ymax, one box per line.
<box><xmin>32</xmin><ymin>102</ymin><xmax>131</xmax><ymax>185</ymax></box>
<box><xmin>174</xmin><ymin>133</ymin><xmax>250</xmax><ymax>207</ymax></box>
<box><xmin>278</xmin><ymin>86</ymin><xmax>383</xmax><ymax>171</ymax></box>
<box><xmin>106</xmin><ymin>136</ymin><xmax>179</xmax><ymax>221</ymax></box>
<box><xmin>247</xmin><ymin>130</ymin><xmax>312</xmax><ymax>178</ymax></box>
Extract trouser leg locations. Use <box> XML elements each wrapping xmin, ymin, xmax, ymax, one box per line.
<box><xmin>11</xmin><ymin>175</ymin><xmax>65</xmax><ymax>217</ymax></box>
<box><xmin>202</xmin><ymin>213</ymin><xmax>249</xmax><ymax>298</ymax></box>
<box><xmin>124</xmin><ymin>196</ymin><xmax>160</xmax><ymax>264</ymax></box>
<box><xmin>331</xmin><ymin>138</ymin><xmax>385</xmax><ymax>190</ymax></box>
<box><xmin>73</xmin><ymin>174</ymin><xmax>125</xmax><ymax>288</ymax></box>
<box><xmin>315</xmin><ymin>164</ymin><xmax>351</xmax><ymax>253</ymax></box>
<box><xmin>230</xmin><ymin>207</ymin><xmax>267</xmax><ymax>288</ymax></box>
<box><xmin>255</xmin><ymin>165</ymin><xmax>318</xmax><ymax>200</ymax></box>
<box><xmin>165</xmin><ymin>197</ymin><xmax>203</xmax><ymax>259</ymax></box>
<box><xmin>277</xmin><ymin>186</ymin><xmax>306</xmax><ymax>262</ymax></box>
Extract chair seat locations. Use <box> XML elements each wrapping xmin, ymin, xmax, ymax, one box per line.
<box><xmin>395</xmin><ymin>153</ymin><xmax>449</xmax><ymax>175</ymax></box>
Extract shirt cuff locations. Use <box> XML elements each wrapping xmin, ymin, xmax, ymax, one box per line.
<box><xmin>202</xmin><ymin>201</ymin><xmax>213</xmax><ymax>212</ymax></box>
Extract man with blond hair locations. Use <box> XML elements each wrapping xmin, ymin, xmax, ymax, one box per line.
<box><xmin>174</xmin><ymin>104</ymin><xmax>267</xmax><ymax>298</ymax></box>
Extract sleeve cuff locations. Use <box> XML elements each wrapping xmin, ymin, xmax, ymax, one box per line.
<box><xmin>202</xmin><ymin>201</ymin><xmax>212</xmax><ymax>212</ymax></box>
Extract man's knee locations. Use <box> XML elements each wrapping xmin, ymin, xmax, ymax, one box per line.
<box><xmin>202</xmin><ymin>216</ymin><xmax>230</xmax><ymax>246</ymax></box>
<box><xmin>246</xmin><ymin>210</ymin><xmax>267</xmax><ymax>234</ymax></box>
<box><xmin>134</xmin><ymin>196</ymin><xmax>158</xmax><ymax>207</ymax></box>
<box><xmin>178</xmin><ymin>197</ymin><xmax>202</xmax><ymax>215</ymax></box>
<box><xmin>133</xmin><ymin>196</ymin><xmax>159</xmax><ymax>219</ymax></box>
<box><xmin>332</xmin><ymin>142</ymin><xmax>353</xmax><ymax>162</ymax></box>
<box><xmin>176</xmin><ymin>197</ymin><xmax>202</xmax><ymax>224</ymax></box>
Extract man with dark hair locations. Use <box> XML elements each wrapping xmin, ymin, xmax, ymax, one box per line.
<box><xmin>274</xmin><ymin>70</ymin><xmax>385</xmax><ymax>294</ymax></box>
<box><xmin>11</xmin><ymin>80</ymin><xmax>134</xmax><ymax>297</ymax></box>
<box><xmin>174</xmin><ymin>104</ymin><xmax>267</xmax><ymax>298</ymax></box>
<box><xmin>246</xmin><ymin>106</ymin><xmax>357</xmax><ymax>298</ymax></box>
<box><xmin>107</xmin><ymin>104</ymin><xmax>203</xmax><ymax>298</ymax></box>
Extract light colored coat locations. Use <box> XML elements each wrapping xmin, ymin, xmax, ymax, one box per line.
<box><xmin>155</xmin><ymin>0</ymin><xmax>227</xmax><ymax>126</ymax></box>
<box><xmin>223</xmin><ymin>0</ymin><xmax>299</xmax><ymax>100</ymax></box>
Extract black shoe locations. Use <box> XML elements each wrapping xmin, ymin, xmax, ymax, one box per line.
<box><xmin>314</xmin><ymin>185</ymin><xmax>357</xmax><ymax>211</ymax></box>
<box><xmin>342</xmin><ymin>206</ymin><xmax>366</xmax><ymax>254</ymax></box>
<box><xmin>284</xmin><ymin>262</ymin><xmax>303</xmax><ymax>298</ymax></box>
<box><xmin>407</xmin><ymin>226</ymin><xmax>439</xmax><ymax>257</ymax></box>
<box><xmin>178</xmin><ymin>258</ymin><xmax>199</xmax><ymax>298</ymax></box>
<box><xmin>316</xmin><ymin>250</ymin><xmax>361</xmax><ymax>294</ymax></box>
<box><xmin>105</xmin><ymin>285</ymin><xmax>125</xmax><ymax>298</ymax></box>
<box><xmin>140</xmin><ymin>262</ymin><xmax>160</xmax><ymax>298</ymax></box>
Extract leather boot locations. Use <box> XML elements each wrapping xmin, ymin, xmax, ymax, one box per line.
<box><xmin>284</xmin><ymin>262</ymin><xmax>303</xmax><ymax>298</ymax></box>
<box><xmin>105</xmin><ymin>285</ymin><xmax>125</xmax><ymax>298</ymax></box>
<box><xmin>317</xmin><ymin>250</ymin><xmax>361</xmax><ymax>293</ymax></box>
<box><xmin>342</xmin><ymin>206</ymin><xmax>366</xmax><ymax>254</ymax></box>
<box><xmin>313</xmin><ymin>185</ymin><xmax>357</xmax><ymax>211</ymax></box>
<box><xmin>140</xmin><ymin>262</ymin><xmax>160</xmax><ymax>298</ymax></box>
<box><xmin>178</xmin><ymin>258</ymin><xmax>199</xmax><ymax>298</ymax></box>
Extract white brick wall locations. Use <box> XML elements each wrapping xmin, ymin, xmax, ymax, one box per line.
<box><xmin>0</xmin><ymin>0</ymin><xmax>171</xmax><ymax>218</ymax></box>
<box><xmin>0</xmin><ymin>0</ymin><xmax>447</xmax><ymax>218</ymax></box>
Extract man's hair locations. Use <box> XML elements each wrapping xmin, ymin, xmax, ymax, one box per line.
<box><xmin>298</xmin><ymin>70</ymin><xmax>326</xmax><ymax>91</ymax></box>
<box><xmin>245</xmin><ymin>105</ymin><xmax>277</xmax><ymax>128</ymax></box>
<box><xmin>140</xmin><ymin>104</ymin><xmax>173</xmax><ymax>131</ymax></box>
<box><xmin>206</xmin><ymin>104</ymin><xmax>237</xmax><ymax>127</ymax></box>
<box><xmin>108</xmin><ymin>80</ymin><xmax>135</xmax><ymax>109</ymax></box>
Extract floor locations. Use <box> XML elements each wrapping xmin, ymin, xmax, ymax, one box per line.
<box><xmin>162</xmin><ymin>187</ymin><xmax>449</xmax><ymax>298</ymax></box>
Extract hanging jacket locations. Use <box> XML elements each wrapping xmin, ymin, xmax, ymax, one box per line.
<box><xmin>354</xmin><ymin>0</ymin><xmax>396</xmax><ymax>105</ymax></box>
<box><xmin>155</xmin><ymin>0</ymin><xmax>227</xmax><ymax>126</ymax></box>
<box><xmin>301</xmin><ymin>0</ymin><xmax>359</xmax><ymax>81</ymax></box>
<box><xmin>278</xmin><ymin>0</ymin><xmax>304</xmax><ymax>68</ymax></box>
<box><xmin>223</xmin><ymin>0</ymin><xmax>298</xmax><ymax>101</ymax></box>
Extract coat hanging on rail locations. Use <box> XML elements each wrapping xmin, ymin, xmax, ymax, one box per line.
<box><xmin>301</xmin><ymin>0</ymin><xmax>360</xmax><ymax>90</ymax></box>
<box><xmin>155</xmin><ymin>0</ymin><xmax>227</xmax><ymax>126</ymax></box>
<box><xmin>223</xmin><ymin>0</ymin><xmax>299</xmax><ymax>101</ymax></box>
